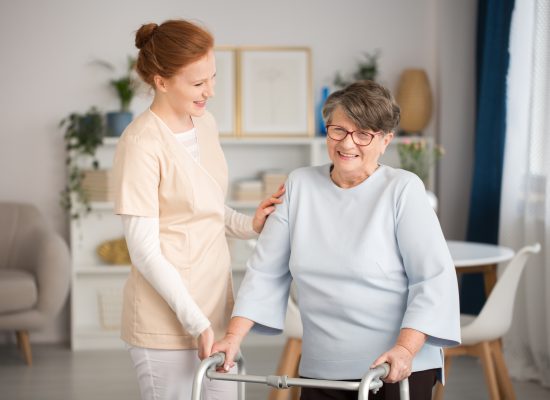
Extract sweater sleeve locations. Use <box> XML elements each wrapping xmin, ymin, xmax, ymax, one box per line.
<box><xmin>224</xmin><ymin>206</ymin><xmax>259</xmax><ymax>239</ymax></box>
<box><xmin>121</xmin><ymin>215</ymin><xmax>211</xmax><ymax>338</ymax></box>
<box><xmin>395</xmin><ymin>175</ymin><xmax>461</xmax><ymax>347</ymax></box>
<box><xmin>232</xmin><ymin>182</ymin><xmax>292</xmax><ymax>335</ymax></box>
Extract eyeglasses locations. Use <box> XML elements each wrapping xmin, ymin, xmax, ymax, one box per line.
<box><xmin>326</xmin><ymin>125</ymin><xmax>383</xmax><ymax>146</ymax></box>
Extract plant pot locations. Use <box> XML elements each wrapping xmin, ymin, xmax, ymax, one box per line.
<box><xmin>106</xmin><ymin>111</ymin><xmax>132</xmax><ymax>137</ymax></box>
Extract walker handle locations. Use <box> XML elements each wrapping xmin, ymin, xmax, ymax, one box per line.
<box><xmin>191</xmin><ymin>352</ymin><xmax>246</xmax><ymax>400</ymax></box>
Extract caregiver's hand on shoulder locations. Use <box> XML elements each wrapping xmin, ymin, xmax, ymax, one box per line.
<box><xmin>252</xmin><ymin>184</ymin><xmax>285</xmax><ymax>233</ymax></box>
<box><xmin>371</xmin><ymin>344</ymin><xmax>413</xmax><ymax>383</ymax></box>
<box><xmin>211</xmin><ymin>333</ymin><xmax>244</xmax><ymax>372</ymax></box>
<box><xmin>197</xmin><ymin>326</ymin><xmax>214</xmax><ymax>360</ymax></box>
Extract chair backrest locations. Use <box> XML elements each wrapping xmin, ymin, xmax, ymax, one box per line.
<box><xmin>466</xmin><ymin>243</ymin><xmax>541</xmax><ymax>342</ymax></box>
<box><xmin>0</xmin><ymin>202</ymin><xmax>46</xmax><ymax>270</ymax></box>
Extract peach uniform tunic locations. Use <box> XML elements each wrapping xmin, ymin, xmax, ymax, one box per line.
<box><xmin>113</xmin><ymin>110</ymin><xmax>254</xmax><ymax>349</ymax></box>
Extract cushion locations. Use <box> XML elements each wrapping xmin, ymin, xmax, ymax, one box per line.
<box><xmin>0</xmin><ymin>269</ymin><xmax>37</xmax><ymax>313</ymax></box>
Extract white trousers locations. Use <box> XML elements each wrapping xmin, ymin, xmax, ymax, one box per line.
<box><xmin>127</xmin><ymin>345</ymin><xmax>238</xmax><ymax>400</ymax></box>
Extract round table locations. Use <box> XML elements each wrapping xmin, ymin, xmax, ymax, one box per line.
<box><xmin>447</xmin><ymin>240</ymin><xmax>515</xmax><ymax>295</ymax></box>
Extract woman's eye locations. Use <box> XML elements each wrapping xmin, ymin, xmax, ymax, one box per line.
<box><xmin>194</xmin><ymin>82</ymin><xmax>204</xmax><ymax>87</ymax></box>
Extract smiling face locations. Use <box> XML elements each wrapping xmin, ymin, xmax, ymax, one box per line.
<box><xmin>326</xmin><ymin>106</ymin><xmax>393</xmax><ymax>180</ymax></box>
<box><xmin>155</xmin><ymin>49</ymin><xmax>216</xmax><ymax>120</ymax></box>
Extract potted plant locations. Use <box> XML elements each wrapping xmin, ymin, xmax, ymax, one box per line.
<box><xmin>59</xmin><ymin>107</ymin><xmax>105</xmax><ymax>219</ymax></box>
<box><xmin>333</xmin><ymin>49</ymin><xmax>381</xmax><ymax>88</ymax></box>
<box><xmin>100</xmin><ymin>56</ymin><xmax>137</xmax><ymax>136</ymax></box>
<box><xmin>398</xmin><ymin>138</ymin><xmax>444</xmax><ymax>183</ymax></box>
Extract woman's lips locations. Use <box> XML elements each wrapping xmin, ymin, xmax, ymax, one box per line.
<box><xmin>337</xmin><ymin>151</ymin><xmax>358</xmax><ymax>160</ymax></box>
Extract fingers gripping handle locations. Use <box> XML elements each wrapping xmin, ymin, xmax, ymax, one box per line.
<box><xmin>192</xmin><ymin>352</ymin><xmax>246</xmax><ymax>400</ymax></box>
<box><xmin>358</xmin><ymin>363</ymin><xmax>409</xmax><ymax>400</ymax></box>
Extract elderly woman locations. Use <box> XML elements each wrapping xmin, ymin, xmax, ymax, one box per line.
<box><xmin>212</xmin><ymin>80</ymin><xmax>461</xmax><ymax>400</ymax></box>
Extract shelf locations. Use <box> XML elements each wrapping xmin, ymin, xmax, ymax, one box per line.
<box><xmin>90</xmin><ymin>201</ymin><xmax>115</xmax><ymax>211</ymax></box>
<box><xmin>226</xmin><ymin>200</ymin><xmax>259</xmax><ymax>209</ymax></box>
<box><xmin>103</xmin><ymin>135</ymin><xmax>430</xmax><ymax>146</ymax></box>
<box><xmin>102</xmin><ymin>137</ymin><xmax>119</xmax><ymax>146</ymax></box>
<box><xmin>90</xmin><ymin>200</ymin><xmax>258</xmax><ymax>211</ymax></box>
<box><xmin>75</xmin><ymin>265</ymin><xmax>130</xmax><ymax>275</ymax></box>
<box><xmin>102</xmin><ymin>136</ymin><xmax>322</xmax><ymax>146</ymax></box>
<box><xmin>221</xmin><ymin>136</ymin><xmax>317</xmax><ymax>145</ymax></box>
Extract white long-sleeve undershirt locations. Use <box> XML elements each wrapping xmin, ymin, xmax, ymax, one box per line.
<box><xmin>122</xmin><ymin>206</ymin><xmax>256</xmax><ymax>337</ymax></box>
<box><xmin>122</xmin><ymin>215</ymin><xmax>210</xmax><ymax>337</ymax></box>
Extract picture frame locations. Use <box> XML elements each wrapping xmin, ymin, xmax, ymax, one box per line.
<box><xmin>238</xmin><ymin>47</ymin><xmax>313</xmax><ymax>137</ymax></box>
<box><xmin>207</xmin><ymin>47</ymin><xmax>237</xmax><ymax>136</ymax></box>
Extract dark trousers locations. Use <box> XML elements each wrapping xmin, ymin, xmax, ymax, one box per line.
<box><xmin>300</xmin><ymin>369</ymin><xmax>438</xmax><ymax>400</ymax></box>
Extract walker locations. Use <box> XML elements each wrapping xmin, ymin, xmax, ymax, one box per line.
<box><xmin>191</xmin><ymin>352</ymin><xmax>410</xmax><ymax>400</ymax></box>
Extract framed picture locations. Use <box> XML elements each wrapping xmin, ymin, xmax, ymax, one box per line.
<box><xmin>239</xmin><ymin>47</ymin><xmax>313</xmax><ymax>137</ymax></box>
<box><xmin>207</xmin><ymin>47</ymin><xmax>237</xmax><ymax>136</ymax></box>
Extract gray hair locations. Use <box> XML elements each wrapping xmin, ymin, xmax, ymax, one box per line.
<box><xmin>322</xmin><ymin>80</ymin><xmax>400</xmax><ymax>133</ymax></box>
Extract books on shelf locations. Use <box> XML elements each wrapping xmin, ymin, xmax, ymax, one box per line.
<box><xmin>262</xmin><ymin>170</ymin><xmax>288</xmax><ymax>197</ymax></box>
<box><xmin>232</xmin><ymin>171</ymin><xmax>289</xmax><ymax>203</ymax></box>
<box><xmin>233</xmin><ymin>179</ymin><xmax>263</xmax><ymax>202</ymax></box>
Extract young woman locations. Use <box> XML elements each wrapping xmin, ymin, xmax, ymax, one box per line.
<box><xmin>112</xmin><ymin>19</ymin><xmax>284</xmax><ymax>400</ymax></box>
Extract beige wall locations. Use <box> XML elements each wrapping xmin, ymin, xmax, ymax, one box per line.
<box><xmin>0</xmin><ymin>0</ymin><xmax>476</xmax><ymax>343</ymax></box>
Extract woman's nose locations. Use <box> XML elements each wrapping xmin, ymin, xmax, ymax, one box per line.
<box><xmin>341</xmin><ymin>132</ymin><xmax>357</xmax><ymax>147</ymax></box>
<box><xmin>205</xmin><ymin>81</ymin><xmax>215</xmax><ymax>98</ymax></box>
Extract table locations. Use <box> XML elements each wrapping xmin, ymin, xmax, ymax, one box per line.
<box><xmin>447</xmin><ymin>240</ymin><xmax>515</xmax><ymax>296</ymax></box>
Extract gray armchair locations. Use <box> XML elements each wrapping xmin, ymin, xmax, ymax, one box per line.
<box><xmin>0</xmin><ymin>202</ymin><xmax>70</xmax><ymax>365</ymax></box>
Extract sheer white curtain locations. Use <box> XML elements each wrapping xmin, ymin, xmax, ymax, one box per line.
<box><xmin>500</xmin><ymin>0</ymin><xmax>550</xmax><ymax>387</ymax></box>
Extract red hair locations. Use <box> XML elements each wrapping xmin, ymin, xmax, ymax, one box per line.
<box><xmin>134</xmin><ymin>19</ymin><xmax>214</xmax><ymax>87</ymax></box>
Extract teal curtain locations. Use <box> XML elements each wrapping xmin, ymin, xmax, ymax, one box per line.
<box><xmin>461</xmin><ymin>0</ymin><xmax>515</xmax><ymax>314</ymax></box>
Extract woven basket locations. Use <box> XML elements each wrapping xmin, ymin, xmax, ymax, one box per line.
<box><xmin>97</xmin><ymin>238</ymin><xmax>131</xmax><ymax>265</ymax></box>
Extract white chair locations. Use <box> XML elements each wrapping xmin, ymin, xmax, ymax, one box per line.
<box><xmin>433</xmin><ymin>243</ymin><xmax>541</xmax><ymax>400</ymax></box>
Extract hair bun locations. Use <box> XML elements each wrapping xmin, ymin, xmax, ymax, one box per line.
<box><xmin>135</xmin><ymin>23</ymin><xmax>158</xmax><ymax>49</ymax></box>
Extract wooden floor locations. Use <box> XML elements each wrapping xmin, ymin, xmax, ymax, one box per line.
<box><xmin>0</xmin><ymin>343</ymin><xmax>549</xmax><ymax>399</ymax></box>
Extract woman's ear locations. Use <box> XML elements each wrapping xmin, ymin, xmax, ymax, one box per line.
<box><xmin>380</xmin><ymin>132</ymin><xmax>394</xmax><ymax>154</ymax></box>
<box><xmin>153</xmin><ymin>75</ymin><xmax>168</xmax><ymax>93</ymax></box>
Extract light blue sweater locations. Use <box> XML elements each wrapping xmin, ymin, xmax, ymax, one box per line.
<box><xmin>233</xmin><ymin>164</ymin><xmax>461</xmax><ymax>379</ymax></box>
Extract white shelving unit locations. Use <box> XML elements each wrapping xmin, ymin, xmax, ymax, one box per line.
<box><xmin>69</xmin><ymin>135</ymin><xmax>434</xmax><ymax>350</ymax></box>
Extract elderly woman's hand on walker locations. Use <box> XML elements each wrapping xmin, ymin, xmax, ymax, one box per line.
<box><xmin>371</xmin><ymin>328</ymin><xmax>427</xmax><ymax>383</ymax></box>
<box><xmin>211</xmin><ymin>317</ymin><xmax>254</xmax><ymax>371</ymax></box>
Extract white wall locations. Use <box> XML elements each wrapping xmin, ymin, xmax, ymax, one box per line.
<box><xmin>0</xmin><ymin>0</ymin><xmax>476</xmax><ymax>343</ymax></box>
<box><xmin>436</xmin><ymin>0</ymin><xmax>478</xmax><ymax>240</ymax></box>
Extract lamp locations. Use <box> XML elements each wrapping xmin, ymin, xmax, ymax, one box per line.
<box><xmin>396</xmin><ymin>69</ymin><xmax>432</xmax><ymax>135</ymax></box>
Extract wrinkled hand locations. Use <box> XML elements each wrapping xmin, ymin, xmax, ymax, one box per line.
<box><xmin>211</xmin><ymin>333</ymin><xmax>243</xmax><ymax>372</ymax></box>
<box><xmin>252</xmin><ymin>184</ymin><xmax>285</xmax><ymax>233</ymax></box>
<box><xmin>197</xmin><ymin>326</ymin><xmax>214</xmax><ymax>360</ymax></box>
<box><xmin>371</xmin><ymin>344</ymin><xmax>413</xmax><ymax>383</ymax></box>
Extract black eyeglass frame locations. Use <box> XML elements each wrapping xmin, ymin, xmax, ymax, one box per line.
<box><xmin>325</xmin><ymin>124</ymin><xmax>384</xmax><ymax>146</ymax></box>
